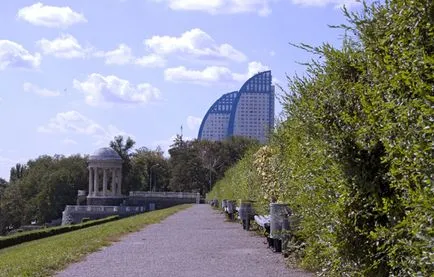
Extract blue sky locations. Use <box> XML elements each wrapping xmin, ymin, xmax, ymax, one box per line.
<box><xmin>0</xmin><ymin>0</ymin><xmax>359</xmax><ymax>180</ymax></box>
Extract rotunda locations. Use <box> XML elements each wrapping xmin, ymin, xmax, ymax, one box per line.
<box><xmin>87</xmin><ymin>147</ymin><xmax>124</xmax><ymax>205</ymax></box>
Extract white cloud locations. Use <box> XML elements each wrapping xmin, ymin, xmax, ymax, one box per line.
<box><xmin>232</xmin><ymin>61</ymin><xmax>270</xmax><ymax>82</ymax></box>
<box><xmin>151</xmin><ymin>0</ymin><xmax>359</xmax><ymax>15</ymax></box>
<box><xmin>38</xmin><ymin>111</ymin><xmax>133</xmax><ymax>146</ymax></box>
<box><xmin>272</xmin><ymin>77</ymin><xmax>282</xmax><ymax>85</ymax></box>
<box><xmin>17</xmin><ymin>3</ymin><xmax>87</xmax><ymax>28</ymax></box>
<box><xmin>95</xmin><ymin>44</ymin><xmax>166</xmax><ymax>67</ymax></box>
<box><xmin>145</xmin><ymin>28</ymin><xmax>247</xmax><ymax>62</ymax></box>
<box><xmin>135</xmin><ymin>54</ymin><xmax>166</xmax><ymax>67</ymax></box>
<box><xmin>94</xmin><ymin>43</ymin><xmax>133</xmax><ymax>65</ymax></box>
<box><xmin>36</xmin><ymin>34</ymin><xmax>89</xmax><ymax>59</ymax></box>
<box><xmin>0</xmin><ymin>40</ymin><xmax>41</xmax><ymax>70</ymax></box>
<box><xmin>164</xmin><ymin>66</ymin><xmax>234</xmax><ymax>85</ymax></box>
<box><xmin>291</xmin><ymin>0</ymin><xmax>359</xmax><ymax>8</ymax></box>
<box><xmin>23</xmin><ymin>82</ymin><xmax>60</xmax><ymax>97</ymax></box>
<box><xmin>187</xmin><ymin>116</ymin><xmax>202</xmax><ymax>130</ymax></box>
<box><xmin>152</xmin><ymin>0</ymin><xmax>272</xmax><ymax>16</ymax></box>
<box><xmin>63</xmin><ymin>138</ymin><xmax>77</xmax><ymax>145</ymax></box>
<box><xmin>73</xmin><ymin>73</ymin><xmax>161</xmax><ymax>106</ymax></box>
<box><xmin>164</xmin><ymin>61</ymin><xmax>269</xmax><ymax>85</ymax></box>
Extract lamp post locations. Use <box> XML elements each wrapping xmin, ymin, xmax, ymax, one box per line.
<box><xmin>149</xmin><ymin>164</ymin><xmax>159</xmax><ymax>192</ymax></box>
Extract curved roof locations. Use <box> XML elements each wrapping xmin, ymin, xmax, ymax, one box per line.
<box><xmin>89</xmin><ymin>147</ymin><xmax>122</xmax><ymax>161</ymax></box>
<box><xmin>197</xmin><ymin>91</ymin><xmax>237</xmax><ymax>139</ymax></box>
<box><xmin>198</xmin><ymin>70</ymin><xmax>274</xmax><ymax>141</ymax></box>
<box><xmin>227</xmin><ymin>71</ymin><xmax>272</xmax><ymax>136</ymax></box>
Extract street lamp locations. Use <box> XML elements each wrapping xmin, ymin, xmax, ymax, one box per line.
<box><xmin>149</xmin><ymin>164</ymin><xmax>159</xmax><ymax>192</ymax></box>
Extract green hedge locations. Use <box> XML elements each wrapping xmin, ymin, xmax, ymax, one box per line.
<box><xmin>208</xmin><ymin>1</ymin><xmax>433</xmax><ymax>275</ymax></box>
<box><xmin>0</xmin><ymin>215</ymin><xmax>119</xmax><ymax>249</ymax></box>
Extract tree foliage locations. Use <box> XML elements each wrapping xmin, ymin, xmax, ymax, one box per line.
<box><xmin>0</xmin><ymin>155</ymin><xmax>88</xmax><ymax>234</ymax></box>
<box><xmin>129</xmin><ymin>146</ymin><xmax>170</xmax><ymax>192</ymax></box>
<box><xmin>208</xmin><ymin>1</ymin><xmax>434</xmax><ymax>275</ymax></box>
<box><xmin>0</xmin><ymin>134</ymin><xmax>256</xmax><ymax>233</ymax></box>
<box><xmin>109</xmin><ymin>135</ymin><xmax>136</xmax><ymax>194</ymax></box>
<box><xmin>168</xmin><ymin>135</ymin><xmax>259</xmax><ymax>194</ymax></box>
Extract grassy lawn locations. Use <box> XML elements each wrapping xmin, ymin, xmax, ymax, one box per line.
<box><xmin>0</xmin><ymin>204</ymin><xmax>192</xmax><ymax>277</ymax></box>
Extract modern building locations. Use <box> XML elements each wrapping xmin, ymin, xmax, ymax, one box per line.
<box><xmin>198</xmin><ymin>71</ymin><xmax>275</xmax><ymax>143</ymax></box>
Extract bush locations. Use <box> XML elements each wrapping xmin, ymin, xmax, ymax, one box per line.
<box><xmin>209</xmin><ymin>1</ymin><xmax>434</xmax><ymax>275</ymax></box>
<box><xmin>0</xmin><ymin>215</ymin><xmax>119</xmax><ymax>249</ymax></box>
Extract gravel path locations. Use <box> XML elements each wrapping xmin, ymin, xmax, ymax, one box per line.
<box><xmin>57</xmin><ymin>204</ymin><xmax>312</xmax><ymax>277</ymax></box>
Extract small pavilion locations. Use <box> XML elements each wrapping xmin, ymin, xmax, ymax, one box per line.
<box><xmin>87</xmin><ymin>147</ymin><xmax>125</xmax><ymax>205</ymax></box>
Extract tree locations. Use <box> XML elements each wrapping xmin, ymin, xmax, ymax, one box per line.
<box><xmin>0</xmin><ymin>183</ymin><xmax>24</xmax><ymax>234</ymax></box>
<box><xmin>208</xmin><ymin>1</ymin><xmax>433</xmax><ymax>275</ymax></box>
<box><xmin>0</xmin><ymin>177</ymin><xmax>7</xmax><ymax>196</ymax></box>
<box><xmin>109</xmin><ymin>136</ymin><xmax>136</xmax><ymax>193</ymax></box>
<box><xmin>9</xmin><ymin>163</ymin><xmax>27</xmax><ymax>183</ymax></box>
<box><xmin>0</xmin><ymin>154</ymin><xmax>88</xmax><ymax>233</ymax></box>
<box><xmin>129</xmin><ymin>147</ymin><xmax>170</xmax><ymax>192</ymax></box>
<box><xmin>168</xmin><ymin>136</ymin><xmax>259</xmax><ymax>194</ymax></box>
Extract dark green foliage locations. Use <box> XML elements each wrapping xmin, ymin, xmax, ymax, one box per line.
<box><xmin>109</xmin><ymin>135</ymin><xmax>136</xmax><ymax>194</ymax></box>
<box><xmin>209</xmin><ymin>1</ymin><xmax>433</xmax><ymax>275</ymax></box>
<box><xmin>128</xmin><ymin>146</ymin><xmax>170</xmax><ymax>192</ymax></box>
<box><xmin>0</xmin><ymin>215</ymin><xmax>119</xmax><ymax>250</ymax></box>
<box><xmin>0</xmin><ymin>155</ymin><xmax>88</xmax><ymax>234</ymax></box>
<box><xmin>0</xmin><ymin>135</ymin><xmax>255</xmax><ymax>234</ymax></box>
<box><xmin>9</xmin><ymin>163</ymin><xmax>27</xmax><ymax>183</ymax></box>
<box><xmin>168</xmin><ymin>135</ymin><xmax>259</xmax><ymax>194</ymax></box>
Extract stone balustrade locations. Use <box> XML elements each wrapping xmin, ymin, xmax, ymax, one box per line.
<box><xmin>64</xmin><ymin>205</ymin><xmax>145</xmax><ymax>213</ymax></box>
<box><xmin>129</xmin><ymin>191</ymin><xmax>201</xmax><ymax>203</ymax></box>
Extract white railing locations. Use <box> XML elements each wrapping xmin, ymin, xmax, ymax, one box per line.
<box><xmin>129</xmin><ymin>191</ymin><xmax>199</xmax><ymax>199</ymax></box>
<box><xmin>64</xmin><ymin>205</ymin><xmax>145</xmax><ymax>213</ymax></box>
<box><xmin>129</xmin><ymin>191</ymin><xmax>201</xmax><ymax>204</ymax></box>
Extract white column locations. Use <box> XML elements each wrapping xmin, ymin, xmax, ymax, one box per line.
<box><xmin>111</xmin><ymin>169</ymin><xmax>116</xmax><ymax>196</ymax></box>
<box><xmin>117</xmin><ymin>168</ymin><xmax>122</xmax><ymax>195</ymax></box>
<box><xmin>94</xmin><ymin>167</ymin><xmax>99</xmax><ymax>196</ymax></box>
<box><xmin>88</xmin><ymin>167</ymin><xmax>93</xmax><ymax>196</ymax></box>
<box><xmin>103</xmin><ymin>168</ymin><xmax>107</xmax><ymax>196</ymax></box>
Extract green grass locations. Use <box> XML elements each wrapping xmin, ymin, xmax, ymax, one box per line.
<box><xmin>0</xmin><ymin>204</ymin><xmax>192</xmax><ymax>277</ymax></box>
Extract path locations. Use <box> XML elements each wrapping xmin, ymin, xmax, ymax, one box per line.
<box><xmin>57</xmin><ymin>204</ymin><xmax>312</xmax><ymax>277</ymax></box>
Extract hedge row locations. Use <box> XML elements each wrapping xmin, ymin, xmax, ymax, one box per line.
<box><xmin>0</xmin><ymin>215</ymin><xmax>120</xmax><ymax>250</ymax></box>
<box><xmin>208</xmin><ymin>1</ymin><xmax>433</xmax><ymax>276</ymax></box>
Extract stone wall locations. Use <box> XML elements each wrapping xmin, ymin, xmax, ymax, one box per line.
<box><xmin>62</xmin><ymin>191</ymin><xmax>200</xmax><ymax>225</ymax></box>
<box><xmin>127</xmin><ymin>191</ymin><xmax>200</xmax><ymax>210</ymax></box>
<box><xmin>62</xmin><ymin>205</ymin><xmax>146</xmax><ymax>225</ymax></box>
<box><xmin>86</xmin><ymin>196</ymin><xmax>127</xmax><ymax>206</ymax></box>
<box><xmin>127</xmin><ymin>196</ymin><xmax>197</xmax><ymax>210</ymax></box>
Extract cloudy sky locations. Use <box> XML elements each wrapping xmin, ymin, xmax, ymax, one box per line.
<box><xmin>0</xmin><ymin>0</ymin><xmax>359</xmax><ymax>180</ymax></box>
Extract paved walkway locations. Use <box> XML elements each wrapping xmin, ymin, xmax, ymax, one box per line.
<box><xmin>57</xmin><ymin>205</ymin><xmax>312</xmax><ymax>277</ymax></box>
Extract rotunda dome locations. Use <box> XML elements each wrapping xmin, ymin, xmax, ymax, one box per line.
<box><xmin>89</xmin><ymin>147</ymin><xmax>122</xmax><ymax>161</ymax></box>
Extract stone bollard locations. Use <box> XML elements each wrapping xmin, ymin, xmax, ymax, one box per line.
<box><xmin>210</xmin><ymin>199</ymin><xmax>219</xmax><ymax>208</ymax></box>
<box><xmin>270</xmin><ymin>203</ymin><xmax>291</xmax><ymax>253</ymax></box>
<box><xmin>238</xmin><ymin>200</ymin><xmax>254</xmax><ymax>231</ymax></box>
<box><xmin>226</xmin><ymin>200</ymin><xmax>236</xmax><ymax>221</ymax></box>
<box><xmin>221</xmin><ymin>199</ymin><xmax>228</xmax><ymax>210</ymax></box>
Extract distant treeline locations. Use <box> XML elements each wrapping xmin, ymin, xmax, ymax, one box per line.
<box><xmin>0</xmin><ymin>135</ymin><xmax>258</xmax><ymax>234</ymax></box>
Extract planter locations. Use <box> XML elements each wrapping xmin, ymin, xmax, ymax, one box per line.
<box><xmin>238</xmin><ymin>200</ymin><xmax>254</xmax><ymax>230</ymax></box>
<box><xmin>270</xmin><ymin>203</ymin><xmax>291</xmax><ymax>252</ymax></box>
<box><xmin>226</xmin><ymin>200</ymin><xmax>236</xmax><ymax>220</ymax></box>
<box><xmin>221</xmin><ymin>199</ymin><xmax>228</xmax><ymax>209</ymax></box>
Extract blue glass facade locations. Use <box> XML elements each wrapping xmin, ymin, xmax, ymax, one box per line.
<box><xmin>198</xmin><ymin>71</ymin><xmax>274</xmax><ymax>143</ymax></box>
